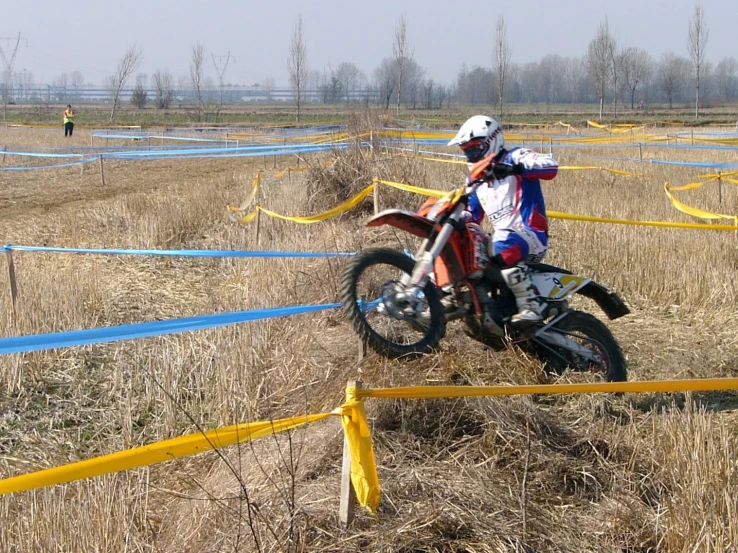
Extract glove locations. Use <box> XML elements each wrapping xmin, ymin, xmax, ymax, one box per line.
<box><xmin>488</xmin><ymin>162</ymin><xmax>524</xmax><ymax>179</ymax></box>
<box><xmin>460</xmin><ymin>210</ymin><xmax>474</xmax><ymax>223</ymax></box>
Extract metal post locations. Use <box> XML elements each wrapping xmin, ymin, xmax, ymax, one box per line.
<box><xmin>98</xmin><ymin>155</ymin><xmax>105</xmax><ymax>185</ymax></box>
<box><xmin>1</xmin><ymin>146</ymin><xmax>5</xmax><ymax>165</ymax></box>
<box><xmin>339</xmin><ymin>379</ymin><xmax>362</xmax><ymax>528</ymax></box>
<box><xmin>5</xmin><ymin>248</ymin><xmax>18</xmax><ymax>321</ymax></box>
<box><xmin>639</xmin><ymin>143</ymin><xmax>643</xmax><ymax>161</ymax></box>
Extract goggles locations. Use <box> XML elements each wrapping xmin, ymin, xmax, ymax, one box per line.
<box><xmin>460</xmin><ymin>138</ymin><xmax>488</xmax><ymax>163</ymax></box>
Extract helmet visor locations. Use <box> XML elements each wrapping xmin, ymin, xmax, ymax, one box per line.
<box><xmin>460</xmin><ymin>138</ymin><xmax>488</xmax><ymax>163</ymax></box>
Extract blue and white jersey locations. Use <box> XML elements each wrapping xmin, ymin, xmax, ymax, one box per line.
<box><xmin>466</xmin><ymin>147</ymin><xmax>558</xmax><ymax>235</ymax></box>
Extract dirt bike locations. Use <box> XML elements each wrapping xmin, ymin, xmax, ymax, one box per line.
<box><xmin>341</xmin><ymin>155</ymin><xmax>630</xmax><ymax>381</ymax></box>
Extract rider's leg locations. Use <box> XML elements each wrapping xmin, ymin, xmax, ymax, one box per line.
<box><xmin>466</xmin><ymin>223</ymin><xmax>503</xmax><ymax>335</ymax></box>
<box><xmin>493</xmin><ymin>229</ymin><xmax>548</xmax><ymax>324</ymax></box>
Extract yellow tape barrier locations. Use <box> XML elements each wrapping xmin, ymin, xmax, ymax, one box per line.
<box><xmin>227</xmin><ymin>173</ymin><xmax>738</xmax><ymax>231</ymax></box>
<box><xmin>0</xmin><ymin>413</ymin><xmax>332</xmax><ymax>495</ymax></box>
<box><xmin>4</xmin><ymin>377</ymin><xmax>738</xmax><ymax>514</ymax></box>
<box><xmin>356</xmin><ymin>378</ymin><xmax>738</xmax><ymax>400</ymax></box>
<box><xmin>549</xmin><ymin>210</ymin><xmax>738</xmax><ymax>231</ymax></box>
<box><xmin>663</xmin><ymin>183</ymin><xmax>738</xmax><ymax>224</ymax></box>
<box><xmin>415</xmin><ymin>155</ymin><xmax>643</xmax><ymax>177</ymax></box>
<box><xmin>228</xmin><ymin>178</ymin><xmax>450</xmax><ymax>225</ymax></box>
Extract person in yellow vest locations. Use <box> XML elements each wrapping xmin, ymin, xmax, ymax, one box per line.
<box><xmin>63</xmin><ymin>105</ymin><xmax>75</xmax><ymax>137</ymax></box>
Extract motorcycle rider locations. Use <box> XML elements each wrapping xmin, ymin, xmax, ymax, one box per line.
<box><xmin>448</xmin><ymin>115</ymin><xmax>559</xmax><ymax>327</ymax></box>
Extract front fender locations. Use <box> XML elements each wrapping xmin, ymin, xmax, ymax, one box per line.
<box><xmin>366</xmin><ymin>209</ymin><xmax>468</xmax><ymax>288</ymax></box>
<box><xmin>367</xmin><ymin>209</ymin><xmax>435</xmax><ymax>239</ymax></box>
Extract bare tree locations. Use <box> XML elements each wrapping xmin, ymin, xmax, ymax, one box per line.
<box><xmin>130</xmin><ymin>73</ymin><xmax>148</xmax><ymax>108</ymax></box>
<box><xmin>660</xmin><ymin>52</ymin><xmax>689</xmax><ymax>109</ymax></box>
<box><xmin>261</xmin><ymin>77</ymin><xmax>275</xmax><ymax>102</ymax></box>
<box><xmin>108</xmin><ymin>44</ymin><xmax>143</xmax><ymax>122</ymax></box>
<box><xmin>13</xmin><ymin>69</ymin><xmax>34</xmax><ymax>101</ymax></box>
<box><xmin>393</xmin><ymin>14</ymin><xmax>409</xmax><ymax>115</ymax></box>
<box><xmin>585</xmin><ymin>19</ymin><xmax>614</xmax><ymax>120</ymax></box>
<box><xmin>494</xmin><ymin>14</ymin><xmax>512</xmax><ymax>117</ymax></box>
<box><xmin>288</xmin><ymin>14</ymin><xmax>308</xmax><ymax>121</ymax></box>
<box><xmin>334</xmin><ymin>61</ymin><xmax>363</xmax><ymax>104</ymax></box>
<box><xmin>52</xmin><ymin>72</ymin><xmax>70</xmax><ymax>102</ymax></box>
<box><xmin>153</xmin><ymin>70</ymin><xmax>174</xmax><ymax>109</ymax></box>
<box><xmin>621</xmin><ymin>48</ymin><xmax>651</xmax><ymax>109</ymax></box>
<box><xmin>687</xmin><ymin>3</ymin><xmax>709</xmax><ymax>118</ymax></box>
<box><xmin>0</xmin><ymin>32</ymin><xmax>21</xmax><ymax>121</ymax></box>
<box><xmin>190</xmin><ymin>42</ymin><xmax>206</xmax><ymax>121</ymax></box>
<box><xmin>70</xmin><ymin>71</ymin><xmax>84</xmax><ymax>101</ymax></box>
<box><xmin>374</xmin><ymin>57</ymin><xmax>396</xmax><ymax>109</ymax></box>
<box><xmin>607</xmin><ymin>37</ymin><xmax>622</xmax><ymax>118</ymax></box>
<box><xmin>715</xmin><ymin>57</ymin><xmax>738</xmax><ymax>101</ymax></box>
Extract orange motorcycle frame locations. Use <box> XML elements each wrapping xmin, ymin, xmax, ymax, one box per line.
<box><xmin>366</xmin><ymin>200</ymin><xmax>478</xmax><ymax>292</ymax></box>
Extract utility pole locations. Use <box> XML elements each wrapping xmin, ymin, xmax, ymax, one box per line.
<box><xmin>0</xmin><ymin>33</ymin><xmax>24</xmax><ymax>121</ymax></box>
<box><xmin>211</xmin><ymin>52</ymin><xmax>233</xmax><ymax>119</ymax></box>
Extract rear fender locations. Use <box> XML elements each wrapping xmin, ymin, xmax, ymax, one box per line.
<box><xmin>532</xmin><ymin>270</ymin><xmax>630</xmax><ymax>320</ymax></box>
<box><xmin>576</xmin><ymin>282</ymin><xmax>631</xmax><ymax>320</ymax></box>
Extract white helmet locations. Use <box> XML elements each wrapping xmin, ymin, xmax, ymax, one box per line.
<box><xmin>448</xmin><ymin>115</ymin><xmax>504</xmax><ymax>163</ymax></box>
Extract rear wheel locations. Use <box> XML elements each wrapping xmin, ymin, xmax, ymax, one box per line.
<box><xmin>341</xmin><ymin>248</ymin><xmax>446</xmax><ymax>358</ymax></box>
<box><xmin>536</xmin><ymin>311</ymin><xmax>627</xmax><ymax>382</ymax></box>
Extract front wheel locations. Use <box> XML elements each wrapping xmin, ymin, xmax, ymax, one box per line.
<box><xmin>341</xmin><ymin>248</ymin><xmax>446</xmax><ymax>358</ymax></box>
<box><xmin>538</xmin><ymin>311</ymin><xmax>627</xmax><ymax>382</ymax></box>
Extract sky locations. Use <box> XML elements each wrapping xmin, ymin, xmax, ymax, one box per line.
<box><xmin>2</xmin><ymin>0</ymin><xmax>735</xmax><ymax>88</ymax></box>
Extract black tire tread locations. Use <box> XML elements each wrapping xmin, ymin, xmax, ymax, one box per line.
<box><xmin>554</xmin><ymin>311</ymin><xmax>627</xmax><ymax>382</ymax></box>
<box><xmin>340</xmin><ymin>248</ymin><xmax>445</xmax><ymax>358</ymax></box>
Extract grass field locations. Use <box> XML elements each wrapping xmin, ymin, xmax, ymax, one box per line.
<box><xmin>0</xmin><ymin>112</ymin><xmax>737</xmax><ymax>552</ymax></box>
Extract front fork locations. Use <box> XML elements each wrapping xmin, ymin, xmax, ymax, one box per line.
<box><xmin>406</xmin><ymin>202</ymin><xmax>467</xmax><ymax>289</ymax></box>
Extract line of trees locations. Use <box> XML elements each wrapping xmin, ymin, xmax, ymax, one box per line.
<box><xmin>4</xmin><ymin>3</ymin><xmax>735</xmax><ymax>120</ymax></box>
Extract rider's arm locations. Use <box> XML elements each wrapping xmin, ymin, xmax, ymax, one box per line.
<box><xmin>462</xmin><ymin>177</ymin><xmax>484</xmax><ymax>223</ymax></box>
<box><xmin>510</xmin><ymin>148</ymin><xmax>558</xmax><ymax>180</ymax></box>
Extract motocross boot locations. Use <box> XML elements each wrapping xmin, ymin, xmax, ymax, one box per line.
<box><xmin>501</xmin><ymin>264</ymin><xmax>545</xmax><ymax>325</ymax></box>
<box><xmin>473</xmin><ymin>280</ymin><xmax>504</xmax><ymax>337</ymax></box>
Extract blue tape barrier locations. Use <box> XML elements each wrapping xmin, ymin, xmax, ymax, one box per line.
<box><xmin>2</xmin><ymin>244</ymin><xmax>355</xmax><ymax>258</ymax></box>
<box><xmin>0</xmin><ymin>303</ymin><xmax>342</xmax><ymax>355</ymax></box>
<box><xmin>0</xmin><ymin>158</ymin><xmax>96</xmax><ymax>172</ymax></box>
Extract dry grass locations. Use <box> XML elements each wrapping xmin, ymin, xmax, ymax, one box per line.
<box><xmin>0</xmin><ymin>123</ymin><xmax>737</xmax><ymax>552</ymax></box>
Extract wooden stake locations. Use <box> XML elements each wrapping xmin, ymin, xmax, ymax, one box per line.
<box><xmin>639</xmin><ymin>143</ymin><xmax>643</xmax><ymax>161</ymax></box>
<box><xmin>339</xmin><ymin>379</ymin><xmax>362</xmax><ymax>528</ymax></box>
<box><xmin>357</xmin><ymin>297</ymin><xmax>366</xmax><ymax>363</ymax></box>
<box><xmin>99</xmin><ymin>155</ymin><xmax>105</xmax><ymax>186</ymax></box>
<box><xmin>718</xmin><ymin>172</ymin><xmax>723</xmax><ymax>205</ymax></box>
<box><xmin>1</xmin><ymin>145</ymin><xmax>5</xmax><ymax>165</ymax></box>
<box><xmin>254</xmin><ymin>208</ymin><xmax>262</xmax><ymax>246</ymax></box>
<box><xmin>373</xmin><ymin>184</ymin><xmax>379</xmax><ymax>215</ymax></box>
<box><xmin>6</xmin><ymin>248</ymin><xmax>18</xmax><ymax>321</ymax></box>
